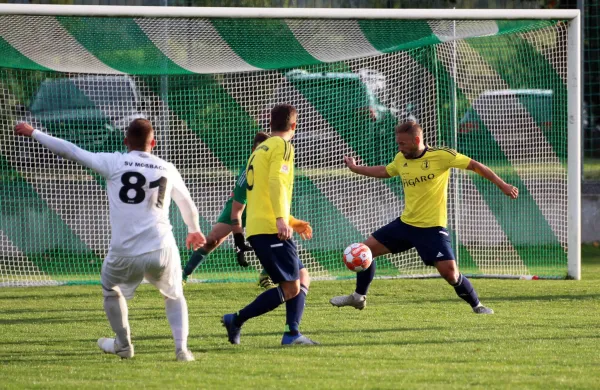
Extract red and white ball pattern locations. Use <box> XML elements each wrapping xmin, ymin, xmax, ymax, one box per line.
<box><xmin>343</xmin><ymin>243</ymin><xmax>373</xmax><ymax>272</ymax></box>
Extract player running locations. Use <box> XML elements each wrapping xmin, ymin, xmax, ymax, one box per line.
<box><xmin>221</xmin><ymin>104</ymin><xmax>318</xmax><ymax>345</ymax></box>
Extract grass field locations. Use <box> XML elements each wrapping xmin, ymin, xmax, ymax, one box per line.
<box><xmin>1</xmin><ymin>247</ymin><xmax>599</xmax><ymax>389</ymax></box>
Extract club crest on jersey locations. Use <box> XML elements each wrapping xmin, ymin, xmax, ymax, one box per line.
<box><xmin>403</xmin><ymin>162</ymin><xmax>408</xmax><ymax>167</ymax></box>
<box><xmin>421</xmin><ymin>160</ymin><xmax>430</xmax><ymax>170</ymax></box>
<box><xmin>280</xmin><ymin>164</ymin><xmax>290</xmax><ymax>174</ymax></box>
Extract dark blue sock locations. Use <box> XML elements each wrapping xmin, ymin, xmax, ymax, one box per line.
<box><xmin>183</xmin><ymin>248</ymin><xmax>207</xmax><ymax>276</ymax></box>
<box><xmin>452</xmin><ymin>274</ymin><xmax>480</xmax><ymax>308</ymax></box>
<box><xmin>235</xmin><ymin>286</ymin><xmax>285</xmax><ymax>326</ymax></box>
<box><xmin>285</xmin><ymin>284</ymin><xmax>308</xmax><ymax>336</ymax></box>
<box><xmin>356</xmin><ymin>260</ymin><xmax>376</xmax><ymax>295</ymax></box>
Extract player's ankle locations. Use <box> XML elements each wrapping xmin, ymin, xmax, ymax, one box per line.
<box><xmin>352</xmin><ymin>292</ymin><xmax>365</xmax><ymax>300</ymax></box>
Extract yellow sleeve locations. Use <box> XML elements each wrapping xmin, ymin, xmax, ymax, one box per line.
<box><xmin>448</xmin><ymin>152</ymin><xmax>471</xmax><ymax>169</ymax></box>
<box><xmin>268</xmin><ymin>140</ymin><xmax>291</xmax><ymax>219</ymax></box>
<box><xmin>385</xmin><ymin>154</ymin><xmax>400</xmax><ymax>177</ymax></box>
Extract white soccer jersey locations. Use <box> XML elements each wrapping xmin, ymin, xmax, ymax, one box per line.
<box><xmin>32</xmin><ymin>130</ymin><xmax>200</xmax><ymax>257</ymax></box>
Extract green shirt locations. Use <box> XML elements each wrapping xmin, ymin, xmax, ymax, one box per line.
<box><xmin>231</xmin><ymin>164</ymin><xmax>247</xmax><ymax>204</ymax></box>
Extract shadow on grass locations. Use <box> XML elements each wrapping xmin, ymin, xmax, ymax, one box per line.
<box><xmin>369</xmin><ymin>293</ymin><xmax>600</xmax><ymax>306</ymax></box>
<box><xmin>0</xmin><ymin>292</ymin><xmax>97</xmax><ymax>301</ymax></box>
<box><xmin>3</xmin><ymin>332</ymin><xmax>599</xmax><ymax>365</ymax></box>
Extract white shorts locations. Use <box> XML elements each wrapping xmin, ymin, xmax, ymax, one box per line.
<box><xmin>101</xmin><ymin>246</ymin><xmax>183</xmax><ymax>300</ymax></box>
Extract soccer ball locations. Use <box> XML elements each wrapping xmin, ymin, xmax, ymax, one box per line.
<box><xmin>343</xmin><ymin>243</ymin><xmax>373</xmax><ymax>272</ymax></box>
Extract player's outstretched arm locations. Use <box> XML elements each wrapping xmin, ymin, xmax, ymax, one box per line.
<box><xmin>344</xmin><ymin>156</ymin><xmax>390</xmax><ymax>178</ymax></box>
<box><xmin>15</xmin><ymin>122</ymin><xmax>113</xmax><ymax>177</ymax></box>
<box><xmin>466</xmin><ymin>159</ymin><xmax>519</xmax><ymax>199</ymax></box>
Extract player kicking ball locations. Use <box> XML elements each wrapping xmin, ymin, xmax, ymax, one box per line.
<box><xmin>15</xmin><ymin>119</ymin><xmax>206</xmax><ymax>361</ymax></box>
<box><xmin>182</xmin><ymin>132</ymin><xmax>312</xmax><ymax>289</ymax></box>
<box><xmin>221</xmin><ymin>104</ymin><xmax>317</xmax><ymax>345</ymax></box>
<box><xmin>330</xmin><ymin>121</ymin><xmax>519</xmax><ymax>314</ymax></box>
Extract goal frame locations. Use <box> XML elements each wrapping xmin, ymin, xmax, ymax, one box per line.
<box><xmin>0</xmin><ymin>4</ymin><xmax>581</xmax><ymax>280</ymax></box>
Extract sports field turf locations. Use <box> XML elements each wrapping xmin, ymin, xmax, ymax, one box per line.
<box><xmin>1</xmin><ymin>246</ymin><xmax>599</xmax><ymax>389</ymax></box>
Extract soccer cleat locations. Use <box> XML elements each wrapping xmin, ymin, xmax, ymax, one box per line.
<box><xmin>473</xmin><ymin>305</ymin><xmax>494</xmax><ymax>314</ymax></box>
<box><xmin>221</xmin><ymin>313</ymin><xmax>241</xmax><ymax>345</ymax></box>
<box><xmin>329</xmin><ymin>294</ymin><xmax>366</xmax><ymax>310</ymax></box>
<box><xmin>97</xmin><ymin>337</ymin><xmax>134</xmax><ymax>359</ymax></box>
<box><xmin>281</xmin><ymin>333</ymin><xmax>319</xmax><ymax>345</ymax></box>
<box><xmin>176</xmin><ymin>350</ymin><xmax>195</xmax><ymax>362</ymax></box>
<box><xmin>258</xmin><ymin>273</ymin><xmax>276</xmax><ymax>290</ymax></box>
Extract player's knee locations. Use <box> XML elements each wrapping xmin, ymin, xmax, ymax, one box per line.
<box><xmin>204</xmin><ymin>237</ymin><xmax>219</xmax><ymax>251</ymax></box>
<box><xmin>436</xmin><ymin>260</ymin><xmax>459</xmax><ymax>284</ymax></box>
<box><xmin>280</xmin><ymin>282</ymin><xmax>300</xmax><ymax>301</ymax></box>
<box><xmin>102</xmin><ymin>285</ymin><xmax>121</xmax><ymax>298</ymax></box>
<box><xmin>299</xmin><ymin>268</ymin><xmax>310</xmax><ymax>289</ymax></box>
<box><xmin>440</xmin><ymin>269</ymin><xmax>460</xmax><ymax>285</ymax></box>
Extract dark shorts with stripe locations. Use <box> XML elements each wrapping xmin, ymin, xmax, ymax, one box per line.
<box><xmin>248</xmin><ymin>234</ymin><xmax>305</xmax><ymax>284</ymax></box>
<box><xmin>372</xmin><ymin>218</ymin><xmax>455</xmax><ymax>266</ymax></box>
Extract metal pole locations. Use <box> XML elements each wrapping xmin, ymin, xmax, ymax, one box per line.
<box><xmin>452</xmin><ymin>14</ymin><xmax>461</xmax><ymax>268</ymax></box>
<box><xmin>578</xmin><ymin>0</ymin><xmax>584</xmax><ymax>181</ymax></box>
<box><xmin>567</xmin><ymin>11</ymin><xmax>582</xmax><ymax>279</ymax></box>
<box><xmin>161</xmin><ymin>0</ymin><xmax>169</xmax><ymax>161</ymax></box>
<box><xmin>0</xmin><ymin>4</ymin><xmax>581</xmax><ymax>19</ymax></box>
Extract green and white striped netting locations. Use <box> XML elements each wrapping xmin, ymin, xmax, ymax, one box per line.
<box><xmin>0</xmin><ymin>16</ymin><xmax>569</xmax><ymax>285</ymax></box>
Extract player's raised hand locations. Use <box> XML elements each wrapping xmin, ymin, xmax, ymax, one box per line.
<box><xmin>343</xmin><ymin>156</ymin><xmax>358</xmax><ymax>171</ymax></box>
<box><xmin>15</xmin><ymin>122</ymin><xmax>35</xmax><ymax>137</ymax></box>
<box><xmin>276</xmin><ymin>217</ymin><xmax>293</xmax><ymax>241</ymax></box>
<box><xmin>502</xmin><ymin>184</ymin><xmax>519</xmax><ymax>199</ymax></box>
<box><xmin>186</xmin><ymin>232</ymin><xmax>206</xmax><ymax>251</ymax></box>
<box><xmin>290</xmin><ymin>218</ymin><xmax>313</xmax><ymax>240</ymax></box>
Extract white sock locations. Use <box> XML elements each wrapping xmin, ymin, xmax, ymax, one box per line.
<box><xmin>103</xmin><ymin>294</ymin><xmax>131</xmax><ymax>348</ymax></box>
<box><xmin>352</xmin><ymin>292</ymin><xmax>365</xmax><ymax>300</ymax></box>
<box><xmin>165</xmin><ymin>295</ymin><xmax>189</xmax><ymax>353</ymax></box>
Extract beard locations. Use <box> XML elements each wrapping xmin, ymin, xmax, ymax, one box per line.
<box><xmin>400</xmin><ymin>148</ymin><xmax>419</xmax><ymax>159</ymax></box>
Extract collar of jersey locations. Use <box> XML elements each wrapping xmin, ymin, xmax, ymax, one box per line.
<box><xmin>408</xmin><ymin>146</ymin><xmax>429</xmax><ymax>160</ymax></box>
<box><xmin>128</xmin><ymin>150</ymin><xmax>151</xmax><ymax>156</ymax></box>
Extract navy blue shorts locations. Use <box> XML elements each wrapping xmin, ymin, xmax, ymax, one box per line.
<box><xmin>248</xmin><ymin>234</ymin><xmax>304</xmax><ymax>284</ymax></box>
<box><xmin>372</xmin><ymin>218</ymin><xmax>455</xmax><ymax>266</ymax></box>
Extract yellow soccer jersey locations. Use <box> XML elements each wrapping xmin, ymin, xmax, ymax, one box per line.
<box><xmin>385</xmin><ymin>146</ymin><xmax>471</xmax><ymax>228</ymax></box>
<box><xmin>245</xmin><ymin>136</ymin><xmax>294</xmax><ymax>237</ymax></box>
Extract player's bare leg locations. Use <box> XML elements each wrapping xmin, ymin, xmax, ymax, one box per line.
<box><xmin>183</xmin><ymin>223</ymin><xmax>231</xmax><ymax>283</ymax></box>
<box><xmin>330</xmin><ymin>236</ymin><xmax>390</xmax><ymax>310</ymax></box>
<box><xmin>435</xmin><ymin>260</ymin><xmax>493</xmax><ymax>314</ymax></box>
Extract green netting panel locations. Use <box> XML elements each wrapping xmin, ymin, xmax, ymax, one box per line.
<box><xmin>0</xmin><ymin>16</ymin><xmax>569</xmax><ymax>285</ymax></box>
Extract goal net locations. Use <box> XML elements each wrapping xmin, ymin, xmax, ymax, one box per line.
<box><xmin>0</xmin><ymin>7</ymin><xmax>580</xmax><ymax>286</ymax></box>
